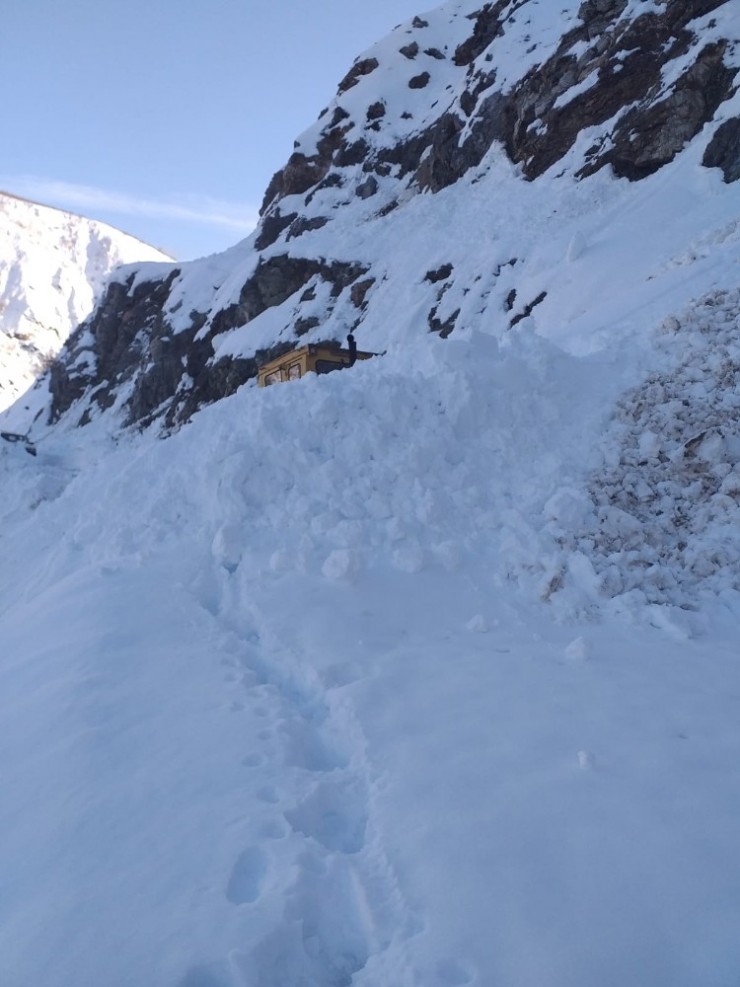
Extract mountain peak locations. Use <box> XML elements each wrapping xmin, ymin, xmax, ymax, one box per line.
<box><xmin>0</xmin><ymin>191</ymin><xmax>171</xmax><ymax>413</ymax></box>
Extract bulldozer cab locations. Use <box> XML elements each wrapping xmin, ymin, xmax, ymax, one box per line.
<box><xmin>258</xmin><ymin>339</ymin><xmax>374</xmax><ymax>388</ymax></box>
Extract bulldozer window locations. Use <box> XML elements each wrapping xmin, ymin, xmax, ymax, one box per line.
<box><xmin>288</xmin><ymin>363</ymin><xmax>301</xmax><ymax>380</ymax></box>
<box><xmin>315</xmin><ymin>359</ymin><xmax>344</xmax><ymax>375</ymax></box>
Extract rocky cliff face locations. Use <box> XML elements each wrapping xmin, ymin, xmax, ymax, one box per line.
<box><xmin>38</xmin><ymin>0</ymin><xmax>740</xmax><ymax>431</ymax></box>
<box><xmin>0</xmin><ymin>192</ymin><xmax>171</xmax><ymax>414</ymax></box>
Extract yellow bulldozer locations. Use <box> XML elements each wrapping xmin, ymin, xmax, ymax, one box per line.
<box><xmin>258</xmin><ymin>334</ymin><xmax>374</xmax><ymax>387</ymax></box>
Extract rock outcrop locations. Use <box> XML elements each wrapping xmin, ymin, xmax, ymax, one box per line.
<box><xmin>31</xmin><ymin>0</ymin><xmax>739</xmax><ymax>431</ymax></box>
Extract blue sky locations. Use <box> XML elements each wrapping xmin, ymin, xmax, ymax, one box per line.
<box><xmin>3</xmin><ymin>1</ymin><xmax>428</xmax><ymax>260</ymax></box>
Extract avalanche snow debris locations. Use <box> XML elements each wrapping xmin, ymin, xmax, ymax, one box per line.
<box><xmin>565</xmin><ymin>288</ymin><xmax>740</xmax><ymax>610</ymax></box>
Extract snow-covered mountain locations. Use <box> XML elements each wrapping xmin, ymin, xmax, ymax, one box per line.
<box><xmin>21</xmin><ymin>0</ymin><xmax>738</xmax><ymax>431</ymax></box>
<box><xmin>2</xmin><ymin>3</ymin><xmax>740</xmax><ymax>986</ymax></box>
<box><xmin>0</xmin><ymin>191</ymin><xmax>171</xmax><ymax>412</ymax></box>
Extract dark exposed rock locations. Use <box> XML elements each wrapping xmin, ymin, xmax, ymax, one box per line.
<box><xmin>255</xmin><ymin>210</ymin><xmax>298</xmax><ymax>250</ymax></box>
<box><xmin>50</xmin><ymin>269</ymin><xmax>184</xmax><ymax>424</ymax></box>
<box><xmin>258</xmin><ymin>2</ymin><xmax>737</xmax><ymax>222</ymax></box>
<box><xmin>367</xmin><ymin>161</ymin><xmax>392</xmax><ymax>177</ymax></box>
<box><xmin>413</xmin><ymin>113</ymin><xmax>472</xmax><ymax>192</ymax></box>
<box><xmin>218</xmin><ymin>256</ymin><xmax>369</xmax><ymax>334</ymax></box>
<box><xmin>366</xmin><ymin>101</ymin><xmax>386</xmax><ymax>121</ymax></box>
<box><xmin>587</xmin><ymin>42</ymin><xmax>736</xmax><ymax>180</ymax></box>
<box><xmin>665</xmin><ymin>0</ymin><xmax>727</xmax><ymax>25</ymax></box>
<box><xmin>262</xmin><ymin>120</ymin><xmax>359</xmax><ymax>213</ymax></box>
<box><xmin>448</xmin><ymin>6</ymin><xmax>738</xmax><ymax>183</ymax></box>
<box><xmin>351</xmin><ymin>278</ymin><xmax>375</xmax><ymax>308</ymax></box>
<box><xmin>356</xmin><ymin>176</ymin><xmax>379</xmax><ymax>199</ymax></box>
<box><xmin>425</xmin><ymin>263</ymin><xmax>454</xmax><ymax>283</ymax></box>
<box><xmin>164</xmin><ymin>355</ymin><xmax>257</xmax><ymax>431</ymax></box>
<box><xmin>428</xmin><ymin>304</ymin><xmax>460</xmax><ymax>338</ymax></box>
<box><xmin>702</xmin><ymin>117</ymin><xmax>740</xmax><ymax>183</ymax></box>
<box><xmin>460</xmin><ymin>89</ymin><xmax>477</xmax><ymax>117</ymax></box>
<box><xmin>286</xmin><ymin>216</ymin><xmax>329</xmax><ymax>240</ymax></box>
<box><xmin>454</xmin><ymin>1</ymin><xmax>507</xmax><ymax>66</ymax></box>
<box><xmin>304</xmin><ymin>172</ymin><xmax>343</xmax><ymax>207</ymax></box>
<box><xmin>412</xmin><ymin>16</ymin><xmax>429</xmax><ymax>28</ymax></box>
<box><xmin>425</xmin><ymin>48</ymin><xmax>446</xmax><ymax>60</ymax></box>
<box><xmin>409</xmin><ymin>72</ymin><xmax>431</xmax><ymax>89</ymax></box>
<box><xmin>261</xmin><ymin>152</ymin><xmax>331</xmax><ymax>212</ymax></box>
<box><xmin>295</xmin><ymin>316</ymin><xmax>321</xmax><ymax>336</ymax></box>
<box><xmin>400</xmin><ymin>42</ymin><xmax>419</xmax><ymax>59</ymax></box>
<box><xmin>334</xmin><ymin>138</ymin><xmax>370</xmax><ymax>167</ymax></box>
<box><xmin>577</xmin><ymin>0</ymin><xmax>629</xmax><ymax>40</ymax></box>
<box><xmin>510</xmin><ymin>291</ymin><xmax>547</xmax><ymax>328</ymax></box>
<box><xmin>330</xmin><ymin>106</ymin><xmax>350</xmax><ymax>126</ymax></box>
<box><xmin>338</xmin><ymin>57</ymin><xmax>380</xmax><ymax>94</ymax></box>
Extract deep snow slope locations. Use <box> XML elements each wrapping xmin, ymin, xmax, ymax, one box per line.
<box><xmin>0</xmin><ymin>191</ymin><xmax>171</xmax><ymax>412</ymax></box>
<box><xmin>2</xmin><ymin>2</ymin><xmax>740</xmax><ymax>986</ymax></box>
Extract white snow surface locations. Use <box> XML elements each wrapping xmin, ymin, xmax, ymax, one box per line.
<box><xmin>3</xmin><ymin>326</ymin><xmax>740</xmax><ymax>986</ymax></box>
<box><xmin>0</xmin><ymin>192</ymin><xmax>171</xmax><ymax>412</ymax></box>
<box><xmin>2</xmin><ymin>2</ymin><xmax>740</xmax><ymax>985</ymax></box>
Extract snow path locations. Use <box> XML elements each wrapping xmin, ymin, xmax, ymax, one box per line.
<box><xmin>1</xmin><ymin>377</ymin><xmax>740</xmax><ymax>985</ymax></box>
<box><xmin>188</xmin><ymin>563</ymin><xmax>419</xmax><ymax>987</ymax></box>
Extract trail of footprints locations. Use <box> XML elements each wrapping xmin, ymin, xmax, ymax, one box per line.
<box><xmin>226</xmin><ymin>625</ymin><xmax>393</xmax><ymax>987</ymax></box>
<box><xmin>179</xmin><ymin>558</ymin><xmax>477</xmax><ymax>987</ymax></box>
<box><xmin>183</xmin><ymin>578</ymin><xmax>413</xmax><ymax>987</ymax></box>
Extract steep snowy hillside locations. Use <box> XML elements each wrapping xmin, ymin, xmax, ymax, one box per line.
<box><xmin>24</xmin><ymin>0</ymin><xmax>739</xmax><ymax>431</ymax></box>
<box><xmin>0</xmin><ymin>191</ymin><xmax>171</xmax><ymax>411</ymax></box>
<box><xmin>2</xmin><ymin>3</ymin><xmax>740</xmax><ymax>987</ymax></box>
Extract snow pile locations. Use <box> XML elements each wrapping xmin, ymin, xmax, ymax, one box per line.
<box><xmin>2</xmin><ymin>337</ymin><xmax>740</xmax><ymax>985</ymax></box>
<box><xmin>0</xmin><ymin>191</ymin><xmax>171</xmax><ymax>411</ymax></box>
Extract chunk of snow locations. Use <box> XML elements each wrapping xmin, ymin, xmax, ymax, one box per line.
<box><xmin>564</xmin><ymin>636</ymin><xmax>591</xmax><ymax>661</ymax></box>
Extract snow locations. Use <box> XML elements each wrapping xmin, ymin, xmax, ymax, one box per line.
<box><xmin>552</xmin><ymin>70</ymin><xmax>599</xmax><ymax>110</ymax></box>
<box><xmin>1</xmin><ymin>1</ymin><xmax>740</xmax><ymax>984</ymax></box>
<box><xmin>0</xmin><ymin>192</ymin><xmax>171</xmax><ymax>411</ymax></box>
<box><xmin>2</xmin><ymin>306</ymin><xmax>740</xmax><ymax>984</ymax></box>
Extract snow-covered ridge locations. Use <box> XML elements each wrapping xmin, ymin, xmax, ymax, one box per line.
<box><xmin>29</xmin><ymin>0</ymin><xmax>740</xmax><ymax>433</ymax></box>
<box><xmin>0</xmin><ymin>191</ymin><xmax>171</xmax><ymax>412</ymax></box>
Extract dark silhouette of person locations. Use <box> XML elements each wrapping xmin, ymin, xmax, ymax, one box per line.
<box><xmin>347</xmin><ymin>332</ymin><xmax>357</xmax><ymax>366</ymax></box>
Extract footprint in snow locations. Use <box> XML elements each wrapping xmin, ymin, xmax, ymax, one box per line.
<box><xmin>241</xmin><ymin>752</ymin><xmax>264</xmax><ymax>768</ymax></box>
<box><xmin>284</xmin><ymin>779</ymin><xmax>368</xmax><ymax>854</ymax></box>
<box><xmin>256</xmin><ymin>785</ymin><xmax>280</xmax><ymax>804</ymax></box>
<box><xmin>278</xmin><ymin>717</ymin><xmax>348</xmax><ymax>772</ymax></box>
<box><xmin>226</xmin><ymin>846</ymin><xmax>268</xmax><ymax>905</ymax></box>
<box><xmin>230</xmin><ymin>854</ymin><xmax>371</xmax><ymax>987</ymax></box>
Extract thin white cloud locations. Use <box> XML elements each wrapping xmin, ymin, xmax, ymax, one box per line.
<box><xmin>0</xmin><ymin>176</ymin><xmax>259</xmax><ymax>232</ymax></box>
